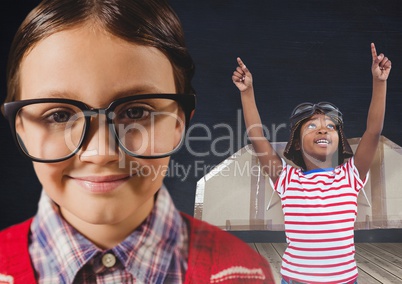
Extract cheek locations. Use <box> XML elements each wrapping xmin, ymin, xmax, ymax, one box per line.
<box><xmin>33</xmin><ymin>162</ymin><xmax>67</xmax><ymax>187</ymax></box>
<box><xmin>32</xmin><ymin>162</ymin><xmax>70</xmax><ymax>204</ymax></box>
<box><xmin>334</xmin><ymin>133</ymin><xmax>340</xmax><ymax>146</ymax></box>
<box><xmin>300</xmin><ymin>129</ymin><xmax>314</xmax><ymax>142</ymax></box>
<box><xmin>125</xmin><ymin>156</ymin><xmax>170</xmax><ymax>183</ymax></box>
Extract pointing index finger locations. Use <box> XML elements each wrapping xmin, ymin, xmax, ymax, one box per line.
<box><xmin>371</xmin><ymin>42</ymin><xmax>378</xmax><ymax>60</ymax></box>
<box><xmin>237</xmin><ymin>57</ymin><xmax>246</xmax><ymax>69</ymax></box>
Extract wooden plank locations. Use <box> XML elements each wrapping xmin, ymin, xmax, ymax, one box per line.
<box><xmin>356</xmin><ymin>268</ymin><xmax>382</xmax><ymax>284</ymax></box>
<box><xmin>271</xmin><ymin>242</ymin><xmax>287</xmax><ymax>257</ymax></box>
<box><xmin>357</xmin><ymin>243</ymin><xmax>402</xmax><ymax>268</ymax></box>
<box><xmin>355</xmin><ymin>245</ymin><xmax>402</xmax><ymax>283</ymax></box>
<box><xmin>354</xmin><ymin>249</ymin><xmax>382</xmax><ymax>284</ymax></box>
<box><xmin>371</xmin><ymin>243</ymin><xmax>402</xmax><ymax>258</ymax></box>
<box><xmin>254</xmin><ymin>243</ymin><xmax>283</xmax><ymax>283</ymax></box>
<box><xmin>247</xmin><ymin>242</ymin><xmax>257</xmax><ymax>251</ymax></box>
<box><xmin>250</xmin><ymin>242</ymin><xmax>402</xmax><ymax>283</ymax></box>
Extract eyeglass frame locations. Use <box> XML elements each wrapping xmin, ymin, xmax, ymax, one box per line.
<box><xmin>1</xmin><ymin>93</ymin><xmax>196</xmax><ymax>163</ymax></box>
<box><xmin>289</xmin><ymin>101</ymin><xmax>343</xmax><ymax>128</ymax></box>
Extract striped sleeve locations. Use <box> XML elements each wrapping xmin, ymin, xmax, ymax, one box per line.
<box><xmin>270</xmin><ymin>158</ymin><xmax>288</xmax><ymax>197</ymax></box>
<box><xmin>269</xmin><ymin>159</ymin><xmax>297</xmax><ymax>197</ymax></box>
<box><xmin>341</xmin><ymin>157</ymin><xmax>368</xmax><ymax>192</ymax></box>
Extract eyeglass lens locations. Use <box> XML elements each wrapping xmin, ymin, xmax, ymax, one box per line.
<box><xmin>13</xmin><ymin>98</ymin><xmax>185</xmax><ymax>161</ymax></box>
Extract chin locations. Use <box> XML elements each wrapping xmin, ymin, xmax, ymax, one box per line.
<box><xmin>86</xmin><ymin>216</ymin><xmax>125</xmax><ymax>226</ymax></box>
<box><xmin>74</xmin><ymin>207</ymin><xmax>129</xmax><ymax>225</ymax></box>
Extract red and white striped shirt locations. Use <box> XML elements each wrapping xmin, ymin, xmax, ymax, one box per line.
<box><xmin>273</xmin><ymin>158</ymin><xmax>366</xmax><ymax>284</ymax></box>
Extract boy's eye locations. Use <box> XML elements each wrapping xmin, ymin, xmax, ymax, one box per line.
<box><xmin>45</xmin><ymin>110</ymin><xmax>74</xmax><ymax>123</ymax></box>
<box><xmin>117</xmin><ymin>106</ymin><xmax>151</xmax><ymax>121</ymax></box>
<box><xmin>125</xmin><ymin>107</ymin><xmax>149</xmax><ymax>119</ymax></box>
<box><xmin>53</xmin><ymin>112</ymin><xmax>70</xmax><ymax>122</ymax></box>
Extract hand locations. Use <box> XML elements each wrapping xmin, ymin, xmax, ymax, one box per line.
<box><xmin>232</xmin><ymin>57</ymin><xmax>253</xmax><ymax>92</ymax></box>
<box><xmin>371</xmin><ymin>42</ymin><xmax>392</xmax><ymax>81</ymax></box>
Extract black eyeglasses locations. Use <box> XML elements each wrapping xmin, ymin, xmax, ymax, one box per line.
<box><xmin>2</xmin><ymin>94</ymin><xmax>195</xmax><ymax>163</ymax></box>
<box><xmin>289</xmin><ymin>101</ymin><xmax>343</xmax><ymax>128</ymax></box>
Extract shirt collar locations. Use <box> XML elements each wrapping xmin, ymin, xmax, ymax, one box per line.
<box><xmin>302</xmin><ymin>167</ymin><xmax>335</xmax><ymax>175</ymax></box>
<box><xmin>31</xmin><ymin>192</ymin><xmax>97</xmax><ymax>283</ymax></box>
<box><xmin>30</xmin><ymin>185</ymin><xmax>187</xmax><ymax>283</ymax></box>
<box><xmin>112</xmin><ymin>185</ymin><xmax>186</xmax><ymax>282</ymax></box>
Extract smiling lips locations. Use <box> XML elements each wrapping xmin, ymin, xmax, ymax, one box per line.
<box><xmin>315</xmin><ymin>138</ymin><xmax>330</xmax><ymax>146</ymax></box>
<box><xmin>72</xmin><ymin>174</ymin><xmax>130</xmax><ymax>194</ymax></box>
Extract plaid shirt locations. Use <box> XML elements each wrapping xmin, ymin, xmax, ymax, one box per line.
<box><xmin>29</xmin><ymin>185</ymin><xmax>188</xmax><ymax>284</ymax></box>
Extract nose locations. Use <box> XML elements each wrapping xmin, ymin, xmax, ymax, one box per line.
<box><xmin>317</xmin><ymin>117</ymin><xmax>328</xmax><ymax>134</ymax></box>
<box><xmin>79</xmin><ymin>114</ymin><xmax>121</xmax><ymax>165</ymax></box>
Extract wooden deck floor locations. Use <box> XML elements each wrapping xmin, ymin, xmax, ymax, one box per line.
<box><xmin>249</xmin><ymin>243</ymin><xmax>402</xmax><ymax>284</ymax></box>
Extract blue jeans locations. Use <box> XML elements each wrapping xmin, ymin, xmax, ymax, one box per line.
<box><xmin>281</xmin><ymin>279</ymin><xmax>357</xmax><ymax>284</ymax></box>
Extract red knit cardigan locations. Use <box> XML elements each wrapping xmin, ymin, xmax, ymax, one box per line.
<box><xmin>0</xmin><ymin>213</ymin><xmax>274</xmax><ymax>283</ymax></box>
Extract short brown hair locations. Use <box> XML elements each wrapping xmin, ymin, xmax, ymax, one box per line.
<box><xmin>5</xmin><ymin>0</ymin><xmax>195</xmax><ymax>103</ymax></box>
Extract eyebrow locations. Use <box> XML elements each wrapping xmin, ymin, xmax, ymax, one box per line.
<box><xmin>35</xmin><ymin>91</ymin><xmax>76</xmax><ymax>99</ymax></box>
<box><xmin>111</xmin><ymin>86</ymin><xmax>168</xmax><ymax>100</ymax></box>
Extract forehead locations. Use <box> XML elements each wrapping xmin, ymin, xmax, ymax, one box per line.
<box><xmin>302</xmin><ymin>113</ymin><xmax>336</xmax><ymax>126</ymax></box>
<box><xmin>307</xmin><ymin>113</ymin><xmax>333</xmax><ymax>120</ymax></box>
<box><xmin>18</xmin><ymin>24</ymin><xmax>175</xmax><ymax>104</ymax></box>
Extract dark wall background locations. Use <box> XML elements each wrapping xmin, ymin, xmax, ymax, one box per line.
<box><xmin>1</xmin><ymin>0</ymin><xmax>402</xmax><ymax>241</ymax></box>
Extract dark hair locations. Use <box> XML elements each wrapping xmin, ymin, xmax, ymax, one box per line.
<box><xmin>5</xmin><ymin>0</ymin><xmax>195</xmax><ymax>103</ymax></box>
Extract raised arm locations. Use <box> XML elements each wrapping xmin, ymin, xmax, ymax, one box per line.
<box><xmin>354</xmin><ymin>43</ymin><xmax>392</xmax><ymax>180</ymax></box>
<box><xmin>232</xmin><ymin>57</ymin><xmax>283</xmax><ymax>183</ymax></box>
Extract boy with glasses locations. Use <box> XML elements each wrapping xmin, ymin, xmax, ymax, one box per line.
<box><xmin>0</xmin><ymin>0</ymin><xmax>274</xmax><ymax>283</ymax></box>
<box><xmin>232</xmin><ymin>44</ymin><xmax>391</xmax><ymax>284</ymax></box>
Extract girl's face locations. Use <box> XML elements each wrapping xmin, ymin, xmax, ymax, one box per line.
<box><xmin>19</xmin><ymin>24</ymin><xmax>179</xmax><ymax>230</ymax></box>
<box><xmin>298</xmin><ymin>113</ymin><xmax>339</xmax><ymax>169</ymax></box>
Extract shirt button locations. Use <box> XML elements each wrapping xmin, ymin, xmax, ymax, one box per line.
<box><xmin>102</xmin><ymin>253</ymin><xmax>117</xmax><ymax>268</ymax></box>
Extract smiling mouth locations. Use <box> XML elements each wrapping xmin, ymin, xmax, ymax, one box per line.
<box><xmin>74</xmin><ymin>174</ymin><xmax>130</xmax><ymax>182</ymax></box>
<box><xmin>72</xmin><ymin>175</ymin><xmax>130</xmax><ymax>194</ymax></box>
<box><xmin>315</xmin><ymin>139</ymin><xmax>330</xmax><ymax>145</ymax></box>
